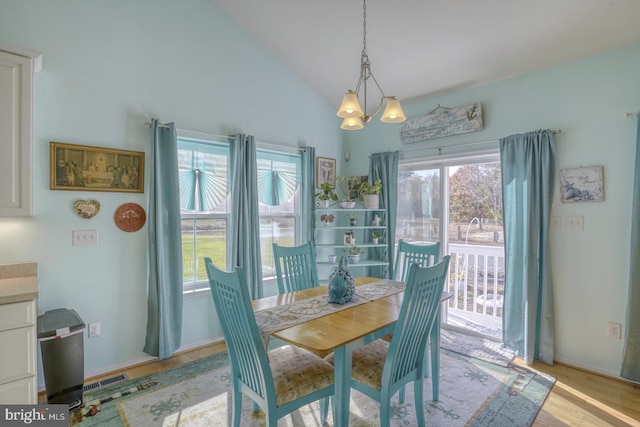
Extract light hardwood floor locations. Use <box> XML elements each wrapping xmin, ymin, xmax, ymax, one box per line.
<box><xmin>514</xmin><ymin>359</ymin><xmax>640</xmax><ymax>426</ymax></box>
<box><xmin>71</xmin><ymin>340</ymin><xmax>640</xmax><ymax>426</ymax></box>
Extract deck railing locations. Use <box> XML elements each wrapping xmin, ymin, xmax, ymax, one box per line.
<box><xmin>447</xmin><ymin>243</ymin><xmax>505</xmax><ymax>318</ymax></box>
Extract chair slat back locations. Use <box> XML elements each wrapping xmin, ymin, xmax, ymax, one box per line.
<box><xmin>393</xmin><ymin>240</ymin><xmax>441</xmax><ymax>283</ymax></box>
<box><xmin>204</xmin><ymin>258</ymin><xmax>274</xmax><ymax>402</ymax></box>
<box><xmin>384</xmin><ymin>256</ymin><xmax>450</xmax><ymax>388</ymax></box>
<box><xmin>272</xmin><ymin>242</ymin><xmax>320</xmax><ymax>294</ymax></box>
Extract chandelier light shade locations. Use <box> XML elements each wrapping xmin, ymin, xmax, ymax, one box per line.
<box><xmin>337</xmin><ymin>90</ymin><xmax>364</xmax><ymax>118</ymax></box>
<box><xmin>337</xmin><ymin>0</ymin><xmax>406</xmax><ymax>130</ymax></box>
<box><xmin>380</xmin><ymin>97</ymin><xmax>406</xmax><ymax>123</ymax></box>
<box><xmin>340</xmin><ymin>117</ymin><xmax>364</xmax><ymax>130</ymax></box>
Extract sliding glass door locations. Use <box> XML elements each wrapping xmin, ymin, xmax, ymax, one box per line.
<box><xmin>397</xmin><ymin>151</ymin><xmax>505</xmax><ymax>339</ymax></box>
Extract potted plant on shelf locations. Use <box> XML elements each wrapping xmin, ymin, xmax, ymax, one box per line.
<box><xmin>343</xmin><ymin>245</ymin><xmax>365</xmax><ymax>264</ymax></box>
<box><xmin>359</xmin><ymin>178</ymin><xmax>382</xmax><ymax>209</ymax></box>
<box><xmin>345</xmin><ymin>212</ymin><xmax>358</xmax><ymax>226</ymax></box>
<box><xmin>315</xmin><ymin>182</ymin><xmax>338</xmax><ymax>208</ymax></box>
<box><xmin>320</xmin><ymin>213</ymin><xmax>335</xmax><ymax>226</ymax></box>
<box><xmin>336</xmin><ymin>176</ymin><xmax>361</xmax><ymax>209</ymax></box>
<box><xmin>371</xmin><ymin>231</ymin><xmax>382</xmax><ymax>244</ymax></box>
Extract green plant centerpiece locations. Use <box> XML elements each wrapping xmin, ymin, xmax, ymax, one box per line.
<box><xmin>359</xmin><ymin>178</ymin><xmax>382</xmax><ymax>209</ymax></box>
<box><xmin>315</xmin><ymin>182</ymin><xmax>338</xmax><ymax>208</ymax></box>
<box><xmin>371</xmin><ymin>230</ymin><xmax>382</xmax><ymax>244</ymax></box>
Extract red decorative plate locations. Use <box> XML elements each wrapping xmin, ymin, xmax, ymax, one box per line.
<box><xmin>114</xmin><ymin>203</ymin><xmax>146</xmax><ymax>232</ymax></box>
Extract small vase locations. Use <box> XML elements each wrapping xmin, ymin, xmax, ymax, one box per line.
<box><xmin>372</xmin><ymin>238</ymin><xmax>379</xmax><ymax>245</ymax></box>
<box><xmin>348</xmin><ymin>254</ymin><xmax>360</xmax><ymax>264</ymax></box>
<box><xmin>316</xmin><ymin>200</ymin><xmax>330</xmax><ymax>209</ymax></box>
<box><xmin>322</xmin><ymin>220</ymin><xmax>333</xmax><ymax>226</ymax></box>
<box><xmin>349</xmin><ymin>218</ymin><xmax>357</xmax><ymax>226</ymax></box>
<box><xmin>328</xmin><ymin>254</ymin><xmax>337</xmax><ymax>263</ymax></box>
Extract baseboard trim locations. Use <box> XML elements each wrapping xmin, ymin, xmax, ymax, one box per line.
<box><xmin>552</xmin><ymin>356</ymin><xmax>640</xmax><ymax>386</ymax></box>
<box><xmin>38</xmin><ymin>335</ymin><xmax>225</xmax><ymax>394</ymax></box>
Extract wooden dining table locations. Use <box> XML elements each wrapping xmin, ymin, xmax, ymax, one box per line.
<box><xmin>252</xmin><ymin>277</ymin><xmax>451</xmax><ymax>427</ymax></box>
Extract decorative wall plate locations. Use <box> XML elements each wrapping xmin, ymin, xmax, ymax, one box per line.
<box><xmin>114</xmin><ymin>203</ymin><xmax>146</xmax><ymax>232</ymax></box>
<box><xmin>74</xmin><ymin>199</ymin><xmax>101</xmax><ymax>219</ymax></box>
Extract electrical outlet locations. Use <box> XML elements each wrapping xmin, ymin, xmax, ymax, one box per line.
<box><xmin>88</xmin><ymin>322</ymin><xmax>101</xmax><ymax>338</ymax></box>
<box><xmin>550</xmin><ymin>215</ymin><xmax>561</xmax><ymax>230</ymax></box>
<box><xmin>607</xmin><ymin>322</ymin><xmax>621</xmax><ymax>339</ymax></box>
<box><xmin>567</xmin><ymin>216</ymin><xmax>584</xmax><ymax>231</ymax></box>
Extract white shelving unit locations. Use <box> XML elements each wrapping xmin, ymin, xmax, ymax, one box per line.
<box><xmin>315</xmin><ymin>207</ymin><xmax>389</xmax><ymax>280</ymax></box>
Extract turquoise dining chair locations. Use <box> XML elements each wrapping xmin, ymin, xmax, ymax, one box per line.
<box><xmin>392</xmin><ymin>239</ymin><xmax>442</xmax><ymax>386</ymax></box>
<box><xmin>204</xmin><ymin>258</ymin><xmax>335</xmax><ymax>426</ymax></box>
<box><xmin>393</xmin><ymin>239</ymin><xmax>441</xmax><ymax>282</ymax></box>
<box><xmin>272</xmin><ymin>242</ymin><xmax>320</xmax><ymax>294</ymax></box>
<box><xmin>326</xmin><ymin>256</ymin><xmax>450</xmax><ymax>427</ymax></box>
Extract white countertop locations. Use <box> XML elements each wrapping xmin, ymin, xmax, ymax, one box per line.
<box><xmin>0</xmin><ymin>262</ymin><xmax>39</xmax><ymax>305</ymax></box>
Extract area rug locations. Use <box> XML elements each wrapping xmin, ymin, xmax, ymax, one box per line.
<box><xmin>440</xmin><ymin>328</ymin><xmax>516</xmax><ymax>367</ymax></box>
<box><xmin>72</xmin><ymin>346</ymin><xmax>554</xmax><ymax>427</ymax></box>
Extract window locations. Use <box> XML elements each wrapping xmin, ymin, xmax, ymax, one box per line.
<box><xmin>178</xmin><ymin>135</ymin><xmax>231</xmax><ymax>293</ymax></box>
<box><xmin>177</xmin><ymin>135</ymin><xmax>303</xmax><ymax>290</ymax></box>
<box><xmin>256</xmin><ymin>149</ymin><xmax>302</xmax><ymax>280</ymax></box>
<box><xmin>396</xmin><ymin>151</ymin><xmax>502</xmax><ymax>248</ymax></box>
<box><xmin>397</xmin><ymin>168</ymin><xmax>442</xmax><ymax>244</ymax></box>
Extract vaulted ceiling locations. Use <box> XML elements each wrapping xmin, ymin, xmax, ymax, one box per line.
<box><xmin>214</xmin><ymin>0</ymin><xmax>640</xmax><ymax>110</ymax></box>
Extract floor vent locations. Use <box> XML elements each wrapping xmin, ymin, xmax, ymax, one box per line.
<box><xmin>83</xmin><ymin>374</ymin><xmax>128</xmax><ymax>392</ymax></box>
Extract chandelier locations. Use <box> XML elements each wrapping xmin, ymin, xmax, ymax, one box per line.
<box><xmin>337</xmin><ymin>0</ymin><xmax>406</xmax><ymax>130</ymax></box>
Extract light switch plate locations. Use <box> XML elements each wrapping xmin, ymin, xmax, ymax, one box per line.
<box><xmin>72</xmin><ymin>229</ymin><xmax>98</xmax><ymax>246</ymax></box>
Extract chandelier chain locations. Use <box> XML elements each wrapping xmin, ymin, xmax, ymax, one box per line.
<box><xmin>337</xmin><ymin>0</ymin><xmax>406</xmax><ymax>129</ymax></box>
<box><xmin>362</xmin><ymin>0</ymin><xmax>367</xmax><ymax>56</ymax></box>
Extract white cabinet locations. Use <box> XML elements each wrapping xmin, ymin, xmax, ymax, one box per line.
<box><xmin>0</xmin><ymin>43</ymin><xmax>42</xmax><ymax>216</ymax></box>
<box><xmin>315</xmin><ymin>207</ymin><xmax>389</xmax><ymax>281</ymax></box>
<box><xmin>0</xmin><ymin>299</ymin><xmax>37</xmax><ymax>404</ymax></box>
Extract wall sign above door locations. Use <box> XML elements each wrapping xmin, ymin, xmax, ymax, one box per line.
<box><xmin>400</xmin><ymin>103</ymin><xmax>483</xmax><ymax>144</ymax></box>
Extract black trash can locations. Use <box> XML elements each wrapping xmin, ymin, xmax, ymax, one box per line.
<box><xmin>37</xmin><ymin>308</ymin><xmax>85</xmax><ymax>409</ymax></box>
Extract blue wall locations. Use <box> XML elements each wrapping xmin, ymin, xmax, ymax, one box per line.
<box><xmin>342</xmin><ymin>44</ymin><xmax>640</xmax><ymax>377</ymax></box>
<box><xmin>0</xmin><ymin>0</ymin><xmax>341</xmax><ymax>382</ymax></box>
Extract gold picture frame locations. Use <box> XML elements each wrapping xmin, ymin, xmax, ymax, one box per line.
<box><xmin>316</xmin><ymin>157</ymin><xmax>336</xmax><ymax>188</ymax></box>
<box><xmin>50</xmin><ymin>141</ymin><xmax>145</xmax><ymax>193</ymax></box>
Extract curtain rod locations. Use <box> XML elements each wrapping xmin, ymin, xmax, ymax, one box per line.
<box><xmin>626</xmin><ymin>112</ymin><xmax>639</xmax><ymax>118</ymax></box>
<box><xmin>144</xmin><ymin>122</ymin><xmax>233</xmax><ymax>141</ymax></box>
<box><xmin>144</xmin><ymin>122</ymin><xmax>306</xmax><ymax>153</ymax></box>
<box><xmin>399</xmin><ymin>129</ymin><xmax>561</xmax><ymax>157</ymax></box>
